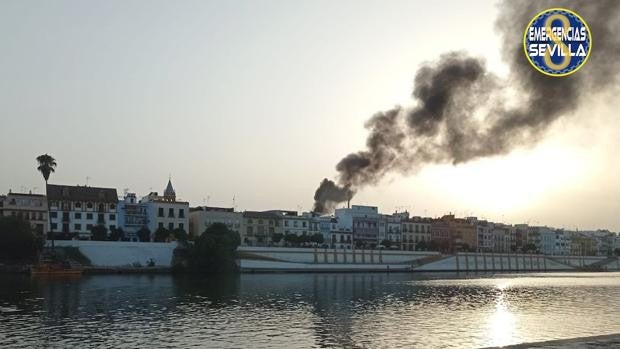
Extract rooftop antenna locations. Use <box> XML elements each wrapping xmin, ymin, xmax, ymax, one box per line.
<box><xmin>86</xmin><ymin>176</ymin><xmax>90</xmax><ymax>186</ymax></box>
<box><xmin>207</xmin><ymin>195</ymin><xmax>210</xmax><ymax>205</ymax></box>
<box><xmin>395</xmin><ymin>205</ymin><xmax>408</xmax><ymax>213</ymax></box>
<box><xmin>233</xmin><ymin>195</ymin><xmax>237</xmax><ymax>210</ymax></box>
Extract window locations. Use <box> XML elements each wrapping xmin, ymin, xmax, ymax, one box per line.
<box><xmin>50</xmin><ymin>212</ymin><xmax>57</xmax><ymax>218</ymax></box>
<box><xmin>75</xmin><ymin>213</ymin><xmax>82</xmax><ymax>219</ymax></box>
<box><xmin>285</xmin><ymin>221</ymin><xmax>289</xmax><ymax>227</ymax></box>
<box><xmin>75</xmin><ymin>202</ymin><xmax>81</xmax><ymax>208</ymax></box>
<box><xmin>87</xmin><ymin>224</ymin><xmax>93</xmax><ymax>230</ymax></box>
<box><xmin>179</xmin><ymin>209</ymin><xmax>185</xmax><ymax>218</ymax></box>
<box><xmin>247</xmin><ymin>226</ymin><xmax>253</xmax><ymax>236</ymax></box>
<box><xmin>110</xmin><ymin>225</ymin><xmax>116</xmax><ymax>230</ymax></box>
<box><xmin>179</xmin><ymin>223</ymin><xmax>184</xmax><ymax>230</ymax></box>
<box><xmin>51</xmin><ymin>223</ymin><xmax>57</xmax><ymax>230</ymax></box>
<box><xmin>109</xmin><ymin>214</ymin><xmax>116</xmax><ymax>220</ymax></box>
<box><xmin>168</xmin><ymin>223</ymin><xmax>174</xmax><ymax>230</ymax></box>
<box><xmin>74</xmin><ymin>224</ymin><xmax>81</xmax><ymax>230</ymax></box>
<box><xmin>87</xmin><ymin>213</ymin><xmax>93</xmax><ymax>220</ymax></box>
<box><xmin>158</xmin><ymin>208</ymin><xmax>164</xmax><ymax>217</ymax></box>
<box><xmin>302</xmin><ymin>222</ymin><xmax>307</xmax><ymax>228</ymax></box>
<box><xmin>159</xmin><ymin>222</ymin><xmax>164</xmax><ymax>228</ymax></box>
<box><xmin>110</xmin><ymin>204</ymin><xmax>116</xmax><ymax>209</ymax></box>
<box><xmin>168</xmin><ymin>208</ymin><xmax>174</xmax><ymax>218</ymax></box>
<box><xmin>87</xmin><ymin>202</ymin><xmax>93</xmax><ymax>209</ymax></box>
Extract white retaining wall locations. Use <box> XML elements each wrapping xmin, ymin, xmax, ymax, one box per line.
<box><xmin>51</xmin><ymin>240</ymin><xmax>178</xmax><ymax>267</ymax></box>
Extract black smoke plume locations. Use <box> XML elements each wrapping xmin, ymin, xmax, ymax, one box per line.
<box><xmin>313</xmin><ymin>0</ymin><xmax>620</xmax><ymax>213</ymax></box>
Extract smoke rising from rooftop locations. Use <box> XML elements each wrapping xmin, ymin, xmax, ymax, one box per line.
<box><xmin>313</xmin><ymin>0</ymin><xmax>620</xmax><ymax>213</ymax></box>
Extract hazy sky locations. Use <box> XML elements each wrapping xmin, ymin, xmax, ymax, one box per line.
<box><xmin>1</xmin><ymin>0</ymin><xmax>619</xmax><ymax>231</ymax></box>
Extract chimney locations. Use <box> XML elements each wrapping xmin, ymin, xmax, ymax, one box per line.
<box><xmin>347</xmin><ymin>199</ymin><xmax>350</xmax><ymax>209</ymax></box>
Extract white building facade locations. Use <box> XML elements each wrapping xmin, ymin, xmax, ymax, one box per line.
<box><xmin>47</xmin><ymin>184</ymin><xmax>118</xmax><ymax>239</ymax></box>
<box><xmin>141</xmin><ymin>180</ymin><xmax>189</xmax><ymax>236</ymax></box>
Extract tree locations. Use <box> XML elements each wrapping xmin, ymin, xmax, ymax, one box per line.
<box><xmin>380</xmin><ymin>239</ymin><xmax>392</xmax><ymax>248</ymax></box>
<box><xmin>172</xmin><ymin>228</ymin><xmax>188</xmax><ymax>242</ymax></box>
<box><xmin>154</xmin><ymin>227</ymin><xmax>170</xmax><ymax>242</ymax></box>
<box><xmin>271</xmin><ymin>233</ymin><xmax>284</xmax><ymax>244</ymax></box>
<box><xmin>0</xmin><ymin>216</ymin><xmax>44</xmax><ymax>261</ymax></box>
<box><xmin>109</xmin><ymin>227</ymin><xmax>124</xmax><ymax>241</ymax></box>
<box><xmin>523</xmin><ymin>243</ymin><xmax>538</xmax><ymax>253</ymax></box>
<box><xmin>355</xmin><ymin>239</ymin><xmax>365</xmax><ymax>249</ymax></box>
<box><xmin>427</xmin><ymin>239</ymin><xmax>440</xmax><ymax>252</ymax></box>
<box><xmin>137</xmin><ymin>227</ymin><xmax>151</xmax><ymax>242</ymax></box>
<box><xmin>189</xmin><ymin>222</ymin><xmax>241</xmax><ymax>274</ymax></box>
<box><xmin>284</xmin><ymin>233</ymin><xmax>298</xmax><ymax>246</ymax></box>
<box><xmin>36</xmin><ymin>153</ymin><xmax>57</xmax><ymax>247</ymax></box>
<box><xmin>298</xmin><ymin>234</ymin><xmax>311</xmax><ymax>246</ymax></box>
<box><xmin>90</xmin><ymin>225</ymin><xmax>108</xmax><ymax>241</ymax></box>
<box><xmin>310</xmin><ymin>233</ymin><xmax>324</xmax><ymax>245</ymax></box>
<box><xmin>417</xmin><ymin>240</ymin><xmax>427</xmax><ymax>251</ymax></box>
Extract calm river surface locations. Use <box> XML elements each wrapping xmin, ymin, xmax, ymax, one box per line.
<box><xmin>0</xmin><ymin>272</ymin><xmax>619</xmax><ymax>348</ymax></box>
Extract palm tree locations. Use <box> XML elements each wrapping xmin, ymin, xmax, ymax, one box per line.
<box><xmin>36</xmin><ymin>154</ymin><xmax>57</xmax><ymax>248</ymax></box>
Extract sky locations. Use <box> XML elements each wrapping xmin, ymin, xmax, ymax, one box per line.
<box><xmin>1</xmin><ymin>0</ymin><xmax>619</xmax><ymax>231</ymax></box>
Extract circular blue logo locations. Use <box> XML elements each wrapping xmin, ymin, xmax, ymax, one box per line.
<box><xmin>523</xmin><ymin>8</ymin><xmax>591</xmax><ymax>77</ymax></box>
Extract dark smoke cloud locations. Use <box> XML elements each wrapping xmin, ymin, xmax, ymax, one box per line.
<box><xmin>313</xmin><ymin>0</ymin><xmax>620</xmax><ymax>213</ymax></box>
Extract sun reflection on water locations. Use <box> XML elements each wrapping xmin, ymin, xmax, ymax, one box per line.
<box><xmin>487</xmin><ymin>282</ymin><xmax>518</xmax><ymax>347</ymax></box>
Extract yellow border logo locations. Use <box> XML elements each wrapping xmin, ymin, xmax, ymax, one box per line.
<box><xmin>523</xmin><ymin>7</ymin><xmax>592</xmax><ymax>77</ymax></box>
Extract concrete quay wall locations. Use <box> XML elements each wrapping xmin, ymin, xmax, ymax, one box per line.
<box><xmin>238</xmin><ymin>247</ymin><xmax>620</xmax><ymax>272</ymax></box>
<box><xmin>51</xmin><ymin>240</ymin><xmax>178</xmax><ymax>267</ymax></box>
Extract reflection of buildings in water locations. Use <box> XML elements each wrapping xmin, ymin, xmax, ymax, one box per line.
<box><xmin>237</xmin><ymin>273</ymin><xmax>412</xmax><ymax>348</ymax></box>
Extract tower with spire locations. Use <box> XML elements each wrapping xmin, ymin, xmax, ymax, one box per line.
<box><xmin>163</xmin><ymin>177</ymin><xmax>176</xmax><ymax>202</ymax></box>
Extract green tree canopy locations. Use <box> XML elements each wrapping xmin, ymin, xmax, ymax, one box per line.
<box><xmin>0</xmin><ymin>216</ymin><xmax>44</xmax><ymax>261</ymax></box>
<box><xmin>137</xmin><ymin>227</ymin><xmax>151</xmax><ymax>242</ymax></box>
<box><xmin>189</xmin><ymin>222</ymin><xmax>240</xmax><ymax>274</ymax></box>
<box><xmin>154</xmin><ymin>227</ymin><xmax>170</xmax><ymax>242</ymax></box>
<box><xmin>172</xmin><ymin>228</ymin><xmax>188</xmax><ymax>242</ymax></box>
<box><xmin>310</xmin><ymin>233</ymin><xmax>324</xmax><ymax>244</ymax></box>
<box><xmin>90</xmin><ymin>225</ymin><xmax>108</xmax><ymax>241</ymax></box>
<box><xmin>36</xmin><ymin>154</ymin><xmax>57</xmax><ymax>183</ymax></box>
<box><xmin>271</xmin><ymin>233</ymin><xmax>284</xmax><ymax>243</ymax></box>
<box><xmin>109</xmin><ymin>227</ymin><xmax>124</xmax><ymax>241</ymax></box>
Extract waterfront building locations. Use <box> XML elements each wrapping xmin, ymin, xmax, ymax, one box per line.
<box><xmin>189</xmin><ymin>206</ymin><xmax>242</xmax><ymax>238</ymax></box>
<box><xmin>241</xmin><ymin>211</ymin><xmax>283</xmax><ymax>246</ymax></box>
<box><xmin>430</xmin><ymin>218</ymin><xmax>452</xmax><ymax>253</ymax></box>
<box><xmin>445</xmin><ymin>215</ymin><xmax>478</xmax><ymax>252</ymax></box>
<box><xmin>384</xmin><ymin>213</ymin><xmax>403</xmax><ymax>248</ymax></box>
<box><xmin>116</xmin><ymin>192</ymin><xmax>148</xmax><ymax>241</ymax></box>
<box><xmin>0</xmin><ymin>191</ymin><xmax>49</xmax><ymax>235</ymax></box>
<box><xmin>335</xmin><ymin>205</ymin><xmax>380</xmax><ymax>249</ymax></box>
<box><xmin>475</xmin><ymin>220</ymin><xmax>493</xmax><ymax>252</ymax></box>
<box><xmin>141</xmin><ymin>179</ymin><xmax>189</xmax><ymax>235</ymax></box>
<box><xmin>281</xmin><ymin>211</ymin><xmax>309</xmax><ymax>237</ymax></box>
<box><xmin>401</xmin><ymin>216</ymin><xmax>432</xmax><ymax>251</ymax></box>
<box><xmin>491</xmin><ymin>224</ymin><xmax>513</xmax><ymax>253</ymax></box>
<box><xmin>528</xmin><ymin>226</ymin><xmax>555</xmax><ymax>254</ymax></box>
<box><xmin>514</xmin><ymin>224</ymin><xmax>529</xmax><ymax>251</ymax></box>
<box><xmin>47</xmin><ymin>184</ymin><xmax>118</xmax><ymax>239</ymax></box>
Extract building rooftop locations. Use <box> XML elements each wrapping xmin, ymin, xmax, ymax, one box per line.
<box><xmin>47</xmin><ymin>184</ymin><xmax>118</xmax><ymax>203</ymax></box>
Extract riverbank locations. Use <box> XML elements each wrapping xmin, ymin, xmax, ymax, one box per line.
<box><xmin>485</xmin><ymin>333</ymin><xmax>620</xmax><ymax>348</ymax></box>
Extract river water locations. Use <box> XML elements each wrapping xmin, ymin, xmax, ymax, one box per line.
<box><xmin>0</xmin><ymin>272</ymin><xmax>619</xmax><ymax>348</ymax></box>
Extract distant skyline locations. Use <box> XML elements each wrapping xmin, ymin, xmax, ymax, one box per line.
<box><xmin>1</xmin><ymin>0</ymin><xmax>619</xmax><ymax>231</ymax></box>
